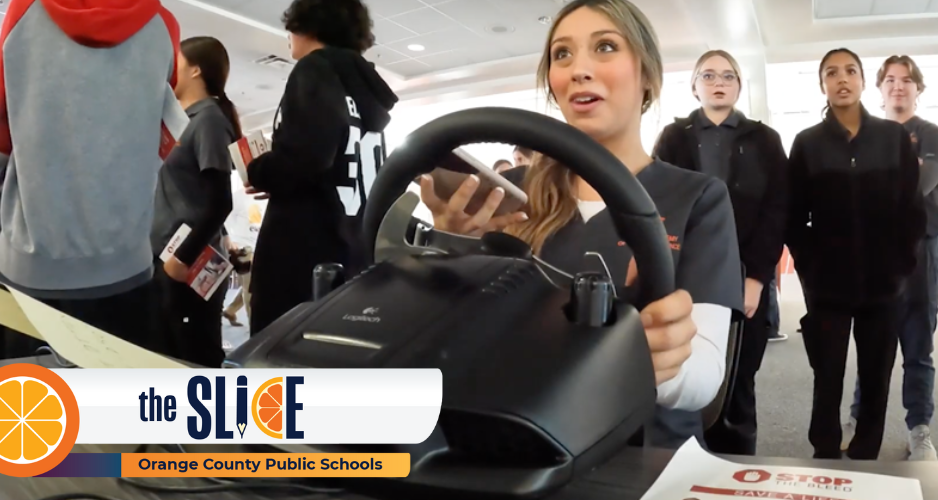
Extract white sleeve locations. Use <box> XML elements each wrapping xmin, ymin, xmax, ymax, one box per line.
<box><xmin>654</xmin><ymin>303</ymin><xmax>731</xmax><ymax>411</ymax></box>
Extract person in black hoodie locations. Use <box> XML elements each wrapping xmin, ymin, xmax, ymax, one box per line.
<box><xmin>788</xmin><ymin>48</ymin><xmax>925</xmax><ymax>460</ymax></box>
<box><xmin>653</xmin><ymin>49</ymin><xmax>788</xmax><ymax>456</ymax></box>
<box><xmin>244</xmin><ymin>0</ymin><xmax>398</xmax><ymax>336</ymax></box>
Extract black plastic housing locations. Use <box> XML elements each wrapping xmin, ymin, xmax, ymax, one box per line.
<box><xmin>226</xmin><ymin>254</ymin><xmax>656</xmax><ymax>498</ymax></box>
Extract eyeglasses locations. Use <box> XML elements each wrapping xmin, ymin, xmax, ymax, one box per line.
<box><xmin>697</xmin><ymin>71</ymin><xmax>739</xmax><ymax>86</ymax></box>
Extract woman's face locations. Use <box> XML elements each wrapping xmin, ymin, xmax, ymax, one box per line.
<box><xmin>694</xmin><ymin>56</ymin><xmax>740</xmax><ymax>110</ymax></box>
<box><xmin>174</xmin><ymin>53</ymin><xmax>199</xmax><ymax>98</ymax></box>
<box><xmin>821</xmin><ymin>52</ymin><xmax>864</xmax><ymax>109</ymax></box>
<box><xmin>547</xmin><ymin>7</ymin><xmax>644</xmax><ymax>143</ymax></box>
<box><xmin>513</xmin><ymin>150</ymin><xmax>530</xmax><ymax>167</ymax></box>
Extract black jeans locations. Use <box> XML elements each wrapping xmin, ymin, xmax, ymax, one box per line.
<box><xmin>153</xmin><ymin>263</ymin><xmax>226</xmax><ymax>368</ymax></box>
<box><xmin>767</xmin><ymin>276</ymin><xmax>780</xmax><ymax>334</ymax></box>
<box><xmin>850</xmin><ymin>235</ymin><xmax>938</xmax><ymax>430</ymax></box>
<box><xmin>2</xmin><ymin>282</ymin><xmax>159</xmax><ymax>360</ymax></box>
<box><xmin>801</xmin><ymin>298</ymin><xmax>899</xmax><ymax>459</ymax></box>
<box><xmin>704</xmin><ymin>285</ymin><xmax>770</xmax><ymax>456</ymax></box>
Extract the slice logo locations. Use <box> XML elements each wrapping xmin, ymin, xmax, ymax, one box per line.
<box><xmin>252</xmin><ymin>377</ymin><xmax>285</xmax><ymax>439</ymax></box>
<box><xmin>734</xmin><ymin>469</ymin><xmax>772</xmax><ymax>483</ymax></box>
<box><xmin>0</xmin><ymin>364</ymin><xmax>79</xmax><ymax>477</ymax></box>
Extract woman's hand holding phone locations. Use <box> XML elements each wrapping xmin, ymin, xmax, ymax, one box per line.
<box><xmin>419</xmin><ymin>174</ymin><xmax>528</xmax><ymax>236</ymax></box>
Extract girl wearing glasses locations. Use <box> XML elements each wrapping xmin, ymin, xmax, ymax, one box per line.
<box><xmin>653</xmin><ymin>50</ymin><xmax>789</xmax><ymax>456</ymax></box>
<box><xmin>787</xmin><ymin>48</ymin><xmax>925</xmax><ymax>460</ymax></box>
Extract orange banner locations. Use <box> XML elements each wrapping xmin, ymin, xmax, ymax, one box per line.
<box><xmin>121</xmin><ymin>453</ymin><xmax>410</xmax><ymax>478</ymax></box>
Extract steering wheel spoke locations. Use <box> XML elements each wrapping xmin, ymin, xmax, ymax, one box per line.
<box><xmin>374</xmin><ymin>191</ymin><xmax>487</xmax><ymax>262</ymax></box>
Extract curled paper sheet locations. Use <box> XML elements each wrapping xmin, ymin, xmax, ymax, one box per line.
<box><xmin>1</xmin><ymin>287</ymin><xmax>187</xmax><ymax>369</ymax></box>
<box><xmin>0</xmin><ymin>287</ymin><xmax>42</xmax><ymax>340</ymax></box>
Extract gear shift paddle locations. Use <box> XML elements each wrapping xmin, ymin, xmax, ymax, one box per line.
<box><xmin>312</xmin><ymin>263</ymin><xmax>345</xmax><ymax>301</ymax></box>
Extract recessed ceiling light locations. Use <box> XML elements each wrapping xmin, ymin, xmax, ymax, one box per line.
<box><xmin>538</xmin><ymin>16</ymin><xmax>552</xmax><ymax>25</ymax></box>
<box><xmin>485</xmin><ymin>24</ymin><xmax>515</xmax><ymax>34</ymax></box>
<box><xmin>407</xmin><ymin>44</ymin><xmax>425</xmax><ymax>52</ymax></box>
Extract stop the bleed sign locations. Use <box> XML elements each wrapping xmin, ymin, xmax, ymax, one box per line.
<box><xmin>734</xmin><ymin>469</ymin><xmax>853</xmax><ymax>487</ymax></box>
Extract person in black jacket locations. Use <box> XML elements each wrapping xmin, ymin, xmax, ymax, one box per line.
<box><xmin>788</xmin><ymin>48</ymin><xmax>926</xmax><ymax>460</ymax></box>
<box><xmin>151</xmin><ymin>36</ymin><xmax>239</xmax><ymax>368</ymax></box>
<box><xmin>653</xmin><ymin>49</ymin><xmax>788</xmax><ymax>456</ymax></box>
<box><xmin>845</xmin><ymin>55</ymin><xmax>938</xmax><ymax>461</ymax></box>
<box><xmin>244</xmin><ymin>0</ymin><xmax>398</xmax><ymax>336</ymax></box>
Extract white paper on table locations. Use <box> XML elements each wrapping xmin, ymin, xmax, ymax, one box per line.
<box><xmin>0</xmin><ymin>288</ymin><xmax>42</xmax><ymax>340</ymax></box>
<box><xmin>641</xmin><ymin>439</ymin><xmax>923</xmax><ymax>500</ymax></box>
<box><xmin>7</xmin><ymin>288</ymin><xmax>188</xmax><ymax>369</ymax></box>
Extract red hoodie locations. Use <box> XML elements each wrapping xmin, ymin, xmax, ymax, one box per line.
<box><xmin>0</xmin><ymin>0</ymin><xmax>180</xmax><ymax>155</ymax></box>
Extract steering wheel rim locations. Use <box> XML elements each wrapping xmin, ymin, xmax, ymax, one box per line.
<box><xmin>363</xmin><ymin>107</ymin><xmax>675</xmax><ymax>302</ymax></box>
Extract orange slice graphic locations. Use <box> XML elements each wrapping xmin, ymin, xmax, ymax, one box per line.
<box><xmin>0</xmin><ymin>364</ymin><xmax>78</xmax><ymax>477</ymax></box>
<box><xmin>251</xmin><ymin>377</ymin><xmax>284</xmax><ymax>439</ymax></box>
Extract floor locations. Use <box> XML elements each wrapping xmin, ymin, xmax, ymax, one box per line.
<box><xmin>757</xmin><ymin>290</ymin><xmax>930</xmax><ymax>461</ymax></box>
<box><xmin>220</xmin><ymin>287</ymin><xmax>250</xmax><ymax>352</ymax></box>
<box><xmin>219</xmin><ymin>279</ymin><xmax>934</xmax><ymax>462</ymax></box>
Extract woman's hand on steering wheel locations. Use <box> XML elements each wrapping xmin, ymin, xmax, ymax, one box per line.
<box><xmin>419</xmin><ymin>174</ymin><xmax>528</xmax><ymax>236</ymax></box>
<box><xmin>641</xmin><ymin>289</ymin><xmax>696</xmax><ymax>386</ymax></box>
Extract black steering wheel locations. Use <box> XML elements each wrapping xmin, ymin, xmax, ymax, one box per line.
<box><xmin>363</xmin><ymin>107</ymin><xmax>675</xmax><ymax>303</ymax></box>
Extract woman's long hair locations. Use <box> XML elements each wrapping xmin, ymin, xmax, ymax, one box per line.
<box><xmin>181</xmin><ymin>36</ymin><xmax>243</xmax><ymax>139</ymax></box>
<box><xmin>504</xmin><ymin>0</ymin><xmax>663</xmax><ymax>254</ymax></box>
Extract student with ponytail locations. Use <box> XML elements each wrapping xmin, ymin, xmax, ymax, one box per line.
<box><xmin>420</xmin><ymin>0</ymin><xmax>743</xmax><ymax>448</ymax></box>
<box><xmin>787</xmin><ymin>48</ymin><xmax>925</xmax><ymax>459</ymax></box>
<box><xmin>151</xmin><ymin>36</ymin><xmax>240</xmax><ymax>368</ymax></box>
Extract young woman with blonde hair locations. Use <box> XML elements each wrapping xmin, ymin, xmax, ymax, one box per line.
<box><xmin>419</xmin><ymin>0</ymin><xmax>743</xmax><ymax>446</ymax></box>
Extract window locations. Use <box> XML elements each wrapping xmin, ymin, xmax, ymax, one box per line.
<box><xmin>767</xmin><ymin>55</ymin><xmax>938</xmax><ymax>152</ymax></box>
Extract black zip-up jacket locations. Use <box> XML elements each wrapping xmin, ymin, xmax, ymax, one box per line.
<box><xmin>653</xmin><ymin>109</ymin><xmax>788</xmax><ymax>285</ymax></box>
<box><xmin>787</xmin><ymin>106</ymin><xmax>925</xmax><ymax>305</ymax></box>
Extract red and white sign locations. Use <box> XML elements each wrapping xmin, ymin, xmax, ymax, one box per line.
<box><xmin>640</xmin><ymin>439</ymin><xmax>921</xmax><ymax>500</ymax></box>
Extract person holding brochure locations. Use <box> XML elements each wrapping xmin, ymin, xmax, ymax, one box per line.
<box><xmin>243</xmin><ymin>0</ymin><xmax>399</xmax><ymax>336</ymax></box>
<box><xmin>419</xmin><ymin>0</ymin><xmax>743</xmax><ymax>448</ymax></box>
<box><xmin>150</xmin><ymin>36</ymin><xmax>239</xmax><ymax>368</ymax></box>
<box><xmin>0</xmin><ymin>0</ymin><xmax>180</xmax><ymax>359</ymax></box>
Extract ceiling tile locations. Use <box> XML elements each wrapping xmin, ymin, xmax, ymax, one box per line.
<box><xmin>463</xmin><ymin>40</ymin><xmax>513</xmax><ymax>65</ymax></box>
<box><xmin>872</xmin><ymin>0</ymin><xmax>930</xmax><ymax>15</ymax></box>
<box><xmin>385</xmin><ymin>27</ymin><xmax>483</xmax><ymax>57</ymax></box>
<box><xmin>364</xmin><ymin>0</ymin><xmax>425</xmax><ymax>18</ymax></box>
<box><xmin>196</xmin><ymin>0</ymin><xmax>254</xmax><ymax>10</ymax></box>
<box><xmin>373</xmin><ymin>18</ymin><xmax>419</xmax><ymax>45</ymax></box>
<box><xmin>414</xmin><ymin>50</ymin><xmax>475</xmax><ymax>71</ymax></box>
<box><xmin>491</xmin><ymin>0</ymin><xmax>560</xmax><ymax>20</ymax></box>
<box><xmin>235</xmin><ymin>0</ymin><xmax>293</xmax><ymax>29</ymax></box>
<box><xmin>434</xmin><ymin>0</ymin><xmax>520</xmax><ymax>35</ymax></box>
<box><xmin>813</xmin><ymin>0</ymin><xmax>874</xmax><ymax>19</ymax></box>
<box><xmin>490</xmin><ymin>24</ymin><xmax>548</xmax><ymax>58</ymax></box>
<box><xmin>383</xmin><ymin>59</ymin><xmax>433</xmax><ymax>77</ymax></box>
<box><xmin>364</xmin><ymin>45</ymin><xmax>411</xmax><ymax>66</ymax></box>
<box><xmin>388</xmin><ymin>7</ymin><xmax>460</xmax><ymax>34</ymax></box>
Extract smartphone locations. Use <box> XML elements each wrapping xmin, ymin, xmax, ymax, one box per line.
<box><xmin>429</xmin><ymin>148</ymin><xmax>528</xmax><ymax>216</ymax></box>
